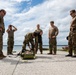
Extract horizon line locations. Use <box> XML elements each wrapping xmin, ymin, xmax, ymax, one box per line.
<box><xmin>3</xmin><ymin>45</ymin><xmax>67</xmax><ymax>46</ymax></box>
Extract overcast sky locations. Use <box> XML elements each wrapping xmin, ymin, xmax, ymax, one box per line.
<box><xmin>0</xmin><ymin>0</ymin><xmax>76</xmax><ymax>45</ymax></box>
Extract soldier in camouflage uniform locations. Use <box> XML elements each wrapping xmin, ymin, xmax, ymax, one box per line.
<box><xmin>0</xmin><ymin>9</ymin><xmax>6</xmax><ymax>59</ymax></box>
<box><xmin>6</xmin><ymin>25</ymin><xmax>17</xmax><ymax>55</ymax></box>
<box><xmin>48</xmin><ymin>21</ymin><xmax>59</xmax><ymax>55</ymax></box>
<box><xmin>34</xmin><ymin>24</ymin><xmax>43</xmax><ymax>54</ymax></box>
<box><xmin>21</xmin><ymin>32</ymin><xmax>36</xmax><ymax>54</ymax></box>
<box><xmin>66</xmin><ymin>10</ymin><xmax>76</xmax><ymax>57</ymax></box>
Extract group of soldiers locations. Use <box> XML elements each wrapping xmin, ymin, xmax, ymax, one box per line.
<box><xmin>21</xmin><ymin>24</ymin><xmax>43</xmax><ymax>55</ymax></box>
<box><xmin>19</xmin><ymin>22</ymin><xmax>59</xmax><ymax>56</ymax></box>
<box><xmin>0</xmin><ymin>9</ymin><xmax>76</xmax><ymax>59</ymax></box>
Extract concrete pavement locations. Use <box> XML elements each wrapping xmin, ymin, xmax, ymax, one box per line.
<box><xmin>0</xmin><ymin>50</ymin><xmax>76</xmax><ymax>75</ymax></box>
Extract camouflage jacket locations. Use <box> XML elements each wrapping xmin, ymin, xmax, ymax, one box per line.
<box><xmin>0</xmin><ymin>16</ymin><xmax>5</xmax><ymax>33</ymax></box>
<box><xmin>49</xmin><ymin>26</ymin><xmax>59</xmax><ymax>38</ymax></box>
<box><xmin>25</xmin><ymin>33</ymin><xmax>33</xmax><ymax>43</ymax></box>
<box><xmin>8</xmin><ymin>30</ymin><xmax>14</xmax><ymax>41</ymax></box>
<box><xmin>0</xmin><ymin>30</ymin><xmax>3</xmax><ymax>38</ymax></box>
<box><xmin>70</xmin><ymin>16</ymin><xmax>76</xmax><ymax>32</ymax></box>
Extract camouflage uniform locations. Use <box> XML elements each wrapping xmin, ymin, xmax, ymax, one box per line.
<box><xmin>7</xmin><ymin>30</ymin><xmax>14</xmax><ymax>55</ymax></box>
<box><xmin>0</xmin><ymin>16</ymin><xmax>5</xmax><ymax>56</ymax></box>
<box><xmin>0</xmin><ymin>30</ymin><xmax>3</xmax><ymax>56</ymax></box>
<box><xmin>49</xmin><ymin>26</ymin><xmax>59</xmax><ymax>54</ymax></box>
<box><xmin>22</xmin><ymin>33</ymin><xmax>34</xmax><ymax>53</ymax></box>
<box><xmin>35</xmin><ymin>29</ymin><xmax>43</xmax><ymax>54</ymax></box>
<box><xmin>69</xmin><ymin>16</ymin><xmax>76</xmax><ymax>55</ymax></box>
<box><xmin>0</xmin><ymin>15</ymin><xmax>5</xmax><ymax>33</ymax></box>
<box><xmin>67</xmin><ymin>32</ymin><xmax>73</xmax><ymax>55</ymax></box>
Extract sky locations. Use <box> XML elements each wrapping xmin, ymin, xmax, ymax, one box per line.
<box><xmin>0</xmin><ymin>0</ymin><xmax>76</xmax><ymax>45</ymax></box>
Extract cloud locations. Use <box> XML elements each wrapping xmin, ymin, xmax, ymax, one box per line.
<box><xmin>0</xmin><ymin>0</ymin><xmax>76</xmax><ymax>45</ymax></box>
<box><xmin>10</xmin><ymin>0</ymin><xmax>31</xmax><ymax>3</ymax></box>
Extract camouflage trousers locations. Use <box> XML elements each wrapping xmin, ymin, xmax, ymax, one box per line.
<box><xmin>49</xmin><ymin>38</ymin><xmax>57</xmax><ymax>54</ymax></box>
<box><xmin>70</xmin><ymin>32</ymin><xmax>76</xmax><ymax>55</ymax></box>
<box><xmin>7</xmin><ymin>39</ymin><xmax>14</xmax><ymax>55</ymax></box>
<box><xmin>0</xmin><ymin>33</ymin><xmax>3</xmax><ymax>56</ymax></box>
<box><xmin>35</xmin><ymin>42</ymin><xmax>43</xmax><ymax>54</ymax></box>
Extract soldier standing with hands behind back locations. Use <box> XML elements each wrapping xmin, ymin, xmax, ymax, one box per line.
<box><xmin>6</xmin><ymin>25</ymin><xmax>17</xmax><ymax>55</ymax></box>
<box><xmin>0</xmin><ymin>9</ymin><xmax>6</xmax><ymax>59</ymax></box>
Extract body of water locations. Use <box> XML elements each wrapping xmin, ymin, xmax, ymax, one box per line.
<box><xmin>3</xmin><ymin>45</ymin><xmax>67</xmax><ymax>51</ymax></box>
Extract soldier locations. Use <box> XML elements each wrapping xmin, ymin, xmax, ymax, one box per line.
<box><xmin>6</xmin><ymin>25</ymin><xmax>17</xmax><ymax>55</ymax></box>
<box><xmin>48</xmin><ymin>21</ymin><xmax>59</xmax><ymax>55</ymax></box>
<box><xmin>0</xmin><ymin>9</ymin><xmax>6</xmax><ymax>59</ymax></box>
<box><xmin>66</xmin><ymin>9</ymin><xmax>76</xmax><ymax>57</ymax></box>
<box><xmin>34</xmin><ymin>24</ymin><xmax>43</xmax><ymax>54</ymax></box>
<box><xmin>21</xmin><ymin>32</ymin><xmax>36</xmax><ymax>54</ymax></box>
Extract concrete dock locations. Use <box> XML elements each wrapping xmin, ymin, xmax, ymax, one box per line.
<box><xmin>0</xmin><ymin>50</ymin><xmax>76</xmax><ymax>75</ymax></box>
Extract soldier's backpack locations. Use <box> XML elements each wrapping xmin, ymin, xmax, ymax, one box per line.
<box><xmin>21</xmin><ymin>50</ymin><xmax>35</xmax><ymax>59</ymax></box>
